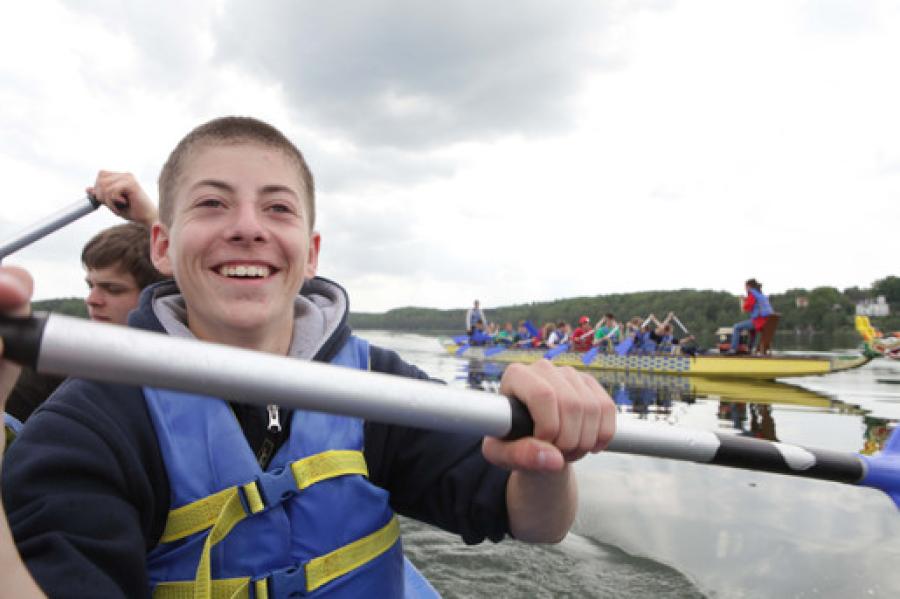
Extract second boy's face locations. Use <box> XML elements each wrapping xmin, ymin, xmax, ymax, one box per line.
<box><xmin>151</xmin><ymin>142</ymin><xmax>319</xmax><ymax>347</ymax></box>
<box><xmin>84</xmin><ymin>266</ymin><xmax>141</xmax><ymax>325</ymax></box>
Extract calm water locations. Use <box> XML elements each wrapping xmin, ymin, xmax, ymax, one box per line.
<box><xmin>360</xmin><ymin>330</ymin><xmax>900</xmax><ymax>598</ymax></box>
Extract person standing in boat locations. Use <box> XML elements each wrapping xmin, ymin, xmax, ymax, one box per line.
<box><xmin>465</xmin><ymin>299</ymin><xmax>488</xmax><ymax>334</ymax></box>
<box><xmin>0</xmin><ymin>117</ymin><xmax>616</xmax><ymax>598</ymax></box>
<box><xmin>729</xmin><ymin>278</ymin><xmax>774</xmax><ymax>354</ymax></box>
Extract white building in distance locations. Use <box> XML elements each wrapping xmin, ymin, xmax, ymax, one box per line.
<box><xmin>856</xmin><ymin>296</ymin><xmax>890</xmax><ymax>317</ymax></box>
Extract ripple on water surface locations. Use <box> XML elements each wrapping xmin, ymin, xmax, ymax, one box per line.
<box><xmin>401</xmin><ymin>518</ymin><xmax>704</xmax><ymax>598</ymax></box>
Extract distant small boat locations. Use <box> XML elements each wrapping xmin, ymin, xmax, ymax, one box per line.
<box><xmin>441</xmin><ymin>341</ymin><xmax>871</xmax><ymax>380</ymax></box>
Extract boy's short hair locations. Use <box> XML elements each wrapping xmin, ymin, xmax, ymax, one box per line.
<box><xmin>157</xmin><ymin>116</ymin><xmax>316</xmax><ymax>230</ymax></box>
<box><xmin>81</xmin><ymin>223</ymin><xmax>166</xmax><ymax>289</ymax></box>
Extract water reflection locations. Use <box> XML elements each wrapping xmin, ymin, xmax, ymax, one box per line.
<box><xmin>459</xmin><ymin>359</ymin><xmax>897</xmax><ymax>454</ymax></box>
<box><xmin>359</xmin><ymin>331</ymin><xmax>900</xmax><ymax>598</ymax></box>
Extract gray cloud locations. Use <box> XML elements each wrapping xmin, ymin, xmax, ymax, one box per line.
<box><xmin>214</xmin><ymin>1</ymin><xmax>627</xmax><ymax>151</ymax></box>
<box><xmin>304</xmin><ymin>141</ymin><xmax>457</xmax><ymax>194</ymax></box>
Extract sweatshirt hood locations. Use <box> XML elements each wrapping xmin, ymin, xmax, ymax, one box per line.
<box><xmin>130</xmin><ymin>277</ymin><xmax>351</xmax><ymax>361</ymax></box>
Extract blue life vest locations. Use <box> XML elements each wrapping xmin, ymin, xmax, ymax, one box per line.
<box><xmin>748</xmin><ymin>288</ymin><xmax>773</xmax><ymax>320</ymax></box>
<box><xmin>638</xmin><ymin>332</ymin><xmax>657</xmax><ymax>354</ymax></box>
<box><xmin>144</xmin><ymin>336</ymin><xmax>437</xmax><ymax>598</ymax></box>
<box><xmin>469</xmin><ymin>328</ymin><xmax>492</xmax><ymax>346</ymax></box>
<box><xmin>657</xmin><ymin>334</ymin><xmax>674</xmax><ymax>352</ymax></box>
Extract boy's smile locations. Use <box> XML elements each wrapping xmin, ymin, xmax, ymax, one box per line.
<box><xmin>151</xmin><ymin>142</ymin><xmax>319</xmax><ymax>354</ymax></box>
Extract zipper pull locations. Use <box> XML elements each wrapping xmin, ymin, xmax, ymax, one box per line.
<box><xmin>267</xmin><ymin>404</ymin><xmax>282</xmax><ymax>433</ymax></box>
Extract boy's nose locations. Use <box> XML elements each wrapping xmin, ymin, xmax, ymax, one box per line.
<box><xmin>86</xmin><ymin>288</ymin><xmax>104</xmax><ymax>306</ymax></box>
<box><xmin>227</xmin><ymin>202</ymin><xmax>267</xmax><ymax>242</ymax></box>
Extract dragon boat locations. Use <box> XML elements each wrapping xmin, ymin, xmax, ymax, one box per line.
<box><xmin>441</xmin><ymin>340</ymin><xmax>871</xmax><ymax>379</ymax></box>
<box><xmin>856</xmin><ymin>315</ymin><xmax>900</xmax><ymax>360</ymax></box>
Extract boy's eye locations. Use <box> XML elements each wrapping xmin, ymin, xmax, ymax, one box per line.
<box><xmin>197</xmin><ymin>198</ymin><xmax>224</xmax><ymax>208</ymax></box>
<box><xmin>267</xmin><ymin>203</ymin><xmax>295</xmax><ymax>214</ymax></box>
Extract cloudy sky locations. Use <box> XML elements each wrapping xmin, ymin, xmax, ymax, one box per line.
<box><xmin>0</xmin><ymin>0</ymin><xmax>897</xmax><ymax>312</ymax></box>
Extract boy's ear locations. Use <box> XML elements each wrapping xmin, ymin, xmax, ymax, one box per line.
<box><xmin>150</xmin><ymin>223</ymin><xmax>174</xmax><ymax>276</ymax></box>
<box><xmin>304</xmin><ymin>231</ymin><xmax>321</xmax><ymax>279</ymax></box>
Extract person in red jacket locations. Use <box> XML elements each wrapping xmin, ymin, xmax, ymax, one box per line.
<box><xmin>729</xmin><ymin>278</ymin><xmax>774</xmax><ymax>353</ymax></box>
<box><xmin>571</xmin><ymin>316</ymin><xmax>594</xmax><ymax>352</ymax></box>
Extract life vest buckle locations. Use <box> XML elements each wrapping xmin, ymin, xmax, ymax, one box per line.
<box><xmin>244</xmin><ymin>466</ymin><xmax>299</xmax><ymax>514</ymax></box>
<box><xmin>260</xmin><ymin>563</ymin><xmax>308</xmax><ymax>598</ymax></box>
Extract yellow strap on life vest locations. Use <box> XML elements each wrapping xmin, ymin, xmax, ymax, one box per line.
<box><xmin>152</xmin><ymin>576</ymin><xmax>248</xmax><ymax>599</ymax></box>
<box><xmin>160</xmin><ymin>450</ymin><xmax>368</xmax><ymax>543</ymax></box>
<box><xmin>306</xmin><ymin>514</ymin><xmax>400</xmax><ymax>592</ymax></box>
<box><xmin>4</xmin><ymin>424</ymin><xmax>16</xmax><ymax>450</ymax></box>
<box><xmin>156</xmin><ymin>450</ymin><xmax>368</xmax><ymax>599</ymax></box>
<box><xmin>152</xmin><ymin>516</ymin><xmax>400</xmax><ymax>599</ymax></box>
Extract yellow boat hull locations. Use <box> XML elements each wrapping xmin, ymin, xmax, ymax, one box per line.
<box><xmin>442</xmin><ymin>343</ymin><xmax>871</xmax><ymax>380</ymax></box>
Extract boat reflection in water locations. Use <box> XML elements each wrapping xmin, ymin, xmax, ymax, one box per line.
<box><xmin>459</xmin><ymin>360</ymin><xmax>895</xmax><ymax>456</ymax></box>
<box><xmin>457</xmin><ymin>358</ymin><xmax>900</xmax><ymax>597</ymax></box>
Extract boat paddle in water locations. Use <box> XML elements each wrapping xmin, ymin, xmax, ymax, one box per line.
<box><xmin>1</xmin><ymin>312</ymin><xmax>898</xmax><ymax>510</ymax></box>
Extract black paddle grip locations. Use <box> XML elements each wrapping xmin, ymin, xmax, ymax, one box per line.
<box><xmin>86</xmin><ymin>194</ymin><xmax>124</xmax><ymax>211</ymax></box>
<box><xmin>0</xmin><ymin>312</ymin><xmax>48</xmax><ymax>369</ymax></box>
<box><xmin>503</xmin><ymin>397</ymin><xmax>535</xmax><ymax>441</ymax></box>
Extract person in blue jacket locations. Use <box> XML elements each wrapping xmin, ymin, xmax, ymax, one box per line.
<box><xmin>468</xmin><ymin>319</ymin><xmax>493</xmax><ymax>346</ymax></box>
<box><xmin>0</xmin><ymin>116</ymin><xmax>616</xmax><ymax>598</ymax></box>
<box><xmin>728</xmin><ymin>278</ymin><xmax>774</xmax><ymax>354</ymax></box>
<box><xmin>465</xmin><ymin>300</ymin><xmax>488</xmax><ymax>334</ymax></box>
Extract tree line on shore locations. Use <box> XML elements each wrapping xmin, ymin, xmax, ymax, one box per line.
<box><xmin>30</xmin><ymin>276</ymin><xmax>899</xmax><ymax>343</ymax></box>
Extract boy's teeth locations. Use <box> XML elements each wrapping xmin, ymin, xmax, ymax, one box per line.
<box><xmin>219</xmin><ymin>265</ymin><xmax>271</xmax><ymax>278</ymax></box>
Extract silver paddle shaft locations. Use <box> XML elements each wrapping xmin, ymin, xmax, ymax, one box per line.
<box><xmin>38</xmin><ymin>313</ymin><xmax>516</xmax><ymax>437</ymax></box>
<box><xmin>0</xmin><ymin>197</ymin><xmax>100</xmax><ymax>260</ymax></box>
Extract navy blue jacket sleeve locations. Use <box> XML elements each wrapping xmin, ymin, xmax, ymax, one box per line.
<box><xmin>1</xmin><ymin>379</ymin><xmax>168</xmax><ymax>599</ymax></box>
<box><xmin>365</xmin><ymin>345</ymin><xmax>511</xmax><ymax>544</ymax></box>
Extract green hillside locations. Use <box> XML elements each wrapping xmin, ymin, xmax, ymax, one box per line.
<box><xmin>32</xmin><ymin>297</ymin><xmax>88</xmax><ymax>319</ymax></box>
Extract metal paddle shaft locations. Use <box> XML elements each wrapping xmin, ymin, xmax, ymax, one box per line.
<box><xmin>0</xmin><ymin>312</ymin><xmax>532</xmax><ymax>439</ymax></box>
<box><xmin>0</xmin><ymin>196</ymin><xmax>101</xmax><ymax>260</ymax></box>
<box><xmin>0</xmin><ymin>312</ymin><xmax>897</xmax><ymax>507</ymax></box>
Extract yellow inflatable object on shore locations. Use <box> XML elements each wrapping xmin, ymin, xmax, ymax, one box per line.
<box><xmin>857</xmin><ymin>315</ymin><xmax>900</xmax><ymax>359</ymax></box>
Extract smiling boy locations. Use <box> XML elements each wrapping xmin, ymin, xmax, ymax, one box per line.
<box><xmin>1</xmin><ymin>117</ymin><xmax>615</xmax><ymax>598</ymax></box>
